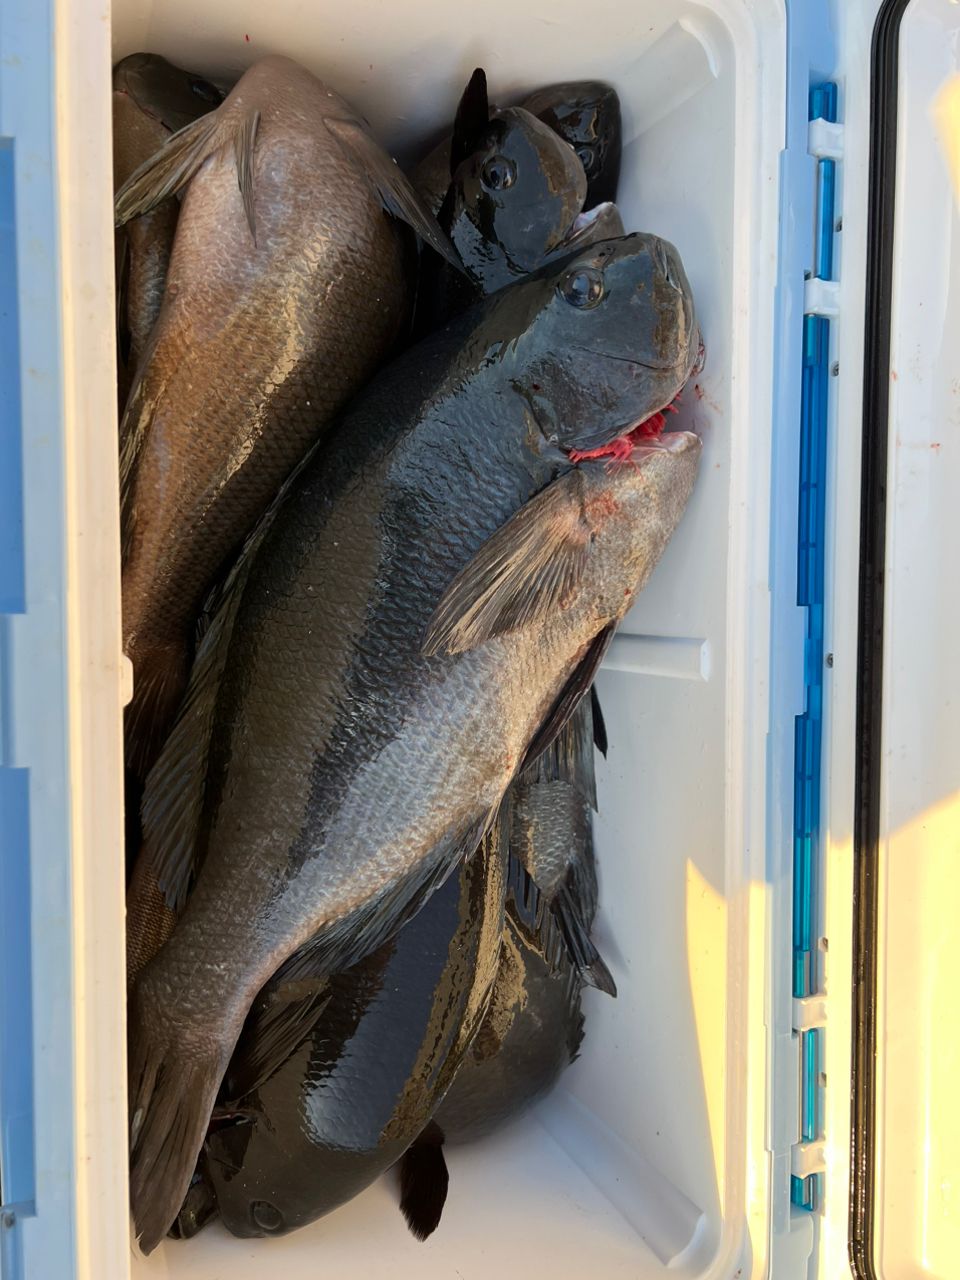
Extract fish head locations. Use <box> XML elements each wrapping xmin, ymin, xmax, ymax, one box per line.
<box><xmin>113</xmin><ymin>53</ymin><xmax>224</xmax><ymax>135</ymax></box>
<box><xmin>200</xmin><ymin>1110</ymin><xmax>302</xmax><ymax>1238</ymax></box>
<box><xmin>577</xmin><ymin>430</ymin><xmax>702</xmax><ymax>613</ymax></box>
<box><xmin>201</xmin><ymin>1097</ymin><xmax>376</xmax><ymax>1238</ymax></box>
<box><xmin>169</xmin><ymin>1165</ymin><xmax>219</xmax><ymax>1239</ymax></box>
<box><xmin>522</xmin><ymin>81</ymin><xmax>622</xmax><ymax>207</ymax></box>
<box><xmin>451</xmin><ymin>106</ymin><xmax>588</xmax><ymax>278</ymax></box>
<box><xmin>505</xmin><ymin>233</ymin><xmax>700</xmax><ymax>456</ymax></box>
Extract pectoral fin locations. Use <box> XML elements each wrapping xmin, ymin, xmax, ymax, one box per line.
<box><xmin>422</xmin><ymin>469</ymin><xmax>591</xmax><ymax>658</ymax></box>
<box><xmin>325</xmin><ymin>117</ymin><xmax>463</xmax><ymax>270</ymax></box>
<box><xmin>398</xmin><ymin>1122</ymin><xmax>449</xmax><ymax>1241</ymax></box>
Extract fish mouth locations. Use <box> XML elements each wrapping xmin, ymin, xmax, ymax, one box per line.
<box><xmin>565</xmin><ymin>331</ymin><xmax>706</xmax><ymax>465</ymax></box>
<box><xmin>553</xmin><ymin>201</ymin><xmax>620</xmax><ymax>252</ymax></box>
<box><xmin>692</xmin><ymin>331</ymin><xmax>706</xmax><ymax>376</ymax></box>
<box><xmin>567</xmin><ymin>387</ymin><xmax>689</xmax><ymax>464</ymax></box>
<box><xmin>570</xmin><ymin>419</ymin><xmax>699</xmax><ymax>466</ymax></box>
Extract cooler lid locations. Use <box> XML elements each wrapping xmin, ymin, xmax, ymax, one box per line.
<box><xmin>848</xmin><ymin>0</ymin><xmax>960</xmax><ymax>1274</ymax></box>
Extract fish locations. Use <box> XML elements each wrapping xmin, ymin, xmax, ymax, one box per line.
<box><xmin>114</xmin><ymin>54</ymin><xmax>458</xmax><ymax>778</ymax></box>
<box><xmin>171</xmin><ymin>802</ymin><xmax>507</xmax><ymax>1241</ymax></box>
<box><xmin>174</xmin><ymin>698</ymin><xmax>605</xmax><ymax>1244</ymax></box>
<box><xmin>411</xmin><ymin>68</ymin><xmax>618</xmax><ymax>1003</ymax></box>
<box><xmin>126</xmin><ymin>232</ymin><xmax>701</xmax><ymax>1252</ymax></box>
<box><xmin>412</xmin><ymin>74</ymin><xmax>621</xmax><ymax>215</ymax></box>
<box><xmin>399</xmin><ymin>696</ymin><xmax>608</xmax><ymax>1238</ymax></box>
<box><xmin>113</xmin><ymin>54</ymin><xmax>227</xmax><ymax>873</ymax></box>
<box><xmin>402</xmin><ymin>205</ymin><xmax>616</xmax><ymax>1215</ymax></box>
<box><xmin>521</xmin><ymin>81</ymin><xmax>622</xmax><ymax>209</ymax></box>
<box><xmin>418</xmin><ymin>69</ymin><xmax>622</xmax><ymax>328</ymax></box>
<box><xmin>166</xmin><ymin>86</ymin><xmax>621</xmax><ymax>1241</ymax></box>
<box><xmin>410</xmin><ymin>72</ymin><xmax>620</xmax><ymax>956</ymax></box>
<box><xmin>113</xmin><ymin>54</ymin><xmax>225</xmax><ymax>409</ymax></box>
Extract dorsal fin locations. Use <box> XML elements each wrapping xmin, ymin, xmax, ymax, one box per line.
<box><xmin>450</xmin><ymin>68</ymin><xmax>490</xmax><ymax>173</ymax></box>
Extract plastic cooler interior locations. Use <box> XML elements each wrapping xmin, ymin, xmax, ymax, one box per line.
<box><xmin>0</xmin><ymin>2</ymin><xmax>841</xmax><ymax>1278</ymax></box>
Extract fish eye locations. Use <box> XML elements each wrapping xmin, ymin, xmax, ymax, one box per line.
<box><xmin>576</xmin><ymin>145</ymin><xmax>596</xmax><ymax>174</ymax></box>
<box><xmin>251</xmin><ymin>1200</ymin><xmax>283</xmax><ymax>1232</ymax></box>
<box><xmin>480</xmin><ymin>155</ymin><xmax>517</xmax><ymax>191</ymax></box>
<box><xmin>190</xmin><ymin>78</ymin><xmax>221</xmax><ymax>104</ymax></box>
<box><xmin>559</xmin><ymin>266</ymin><xmax>605</xmax><ymax>309</ymax></box>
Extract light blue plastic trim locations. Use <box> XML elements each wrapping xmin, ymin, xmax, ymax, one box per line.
<box><xmin>790</xmin><ymin>79</ymin><xmax>837</xmax><ymax>1220</ymax></box>
<box><xmin>767</xmin><ymin>0</ymin><xmax>838</xmax><ymax>1263</ymax></box>
<box><xmin>0</xmin><ymin>770</ymin><xmax>34</xmax><ymax>1212</ymax></box>
<box><xmin>0</xmin><ymin>140</ymin><xmax>25</xmax><ymax>616</ymax></box>
<box><xmin>0</xmin><ymin>3</ymin><xmax>78</xmax><ymax>1278</ymax></box>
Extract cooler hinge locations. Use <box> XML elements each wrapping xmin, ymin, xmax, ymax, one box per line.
<box><xmin>791</xmin><ymin>80</ymin><xmax>840</xmax><ymax>1214</ymax></box>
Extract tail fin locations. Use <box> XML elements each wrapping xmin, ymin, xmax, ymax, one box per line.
<box><xmin>398</xmin><ymin>1122</ymin><xmax>449</xmax><ymax>1241</ymax></box>
<box><xmin>127</xmin><ymin>983</ymin><xmax>229</xmax><ymax>1254</ymax></box>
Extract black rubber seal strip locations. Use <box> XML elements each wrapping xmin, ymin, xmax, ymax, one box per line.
<box><xmin>850</xmin><ymin>0</ymin><xmax>911</xmax><ymax>1273</ymax></box>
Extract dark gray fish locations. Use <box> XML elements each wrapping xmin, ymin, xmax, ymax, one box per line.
<box><xmin>521</xmin><ymin>81</ymin><xmax>622</xmax><ymax>208</ymax></box>
<box><xmin>412</xmin><ymin>76</ymin><xmax>622</xmax><ymax>215</ymax></box>
<box><xmin>409</xmin><ymin>83</ymin><xmax>620</xmax><ymax>1196</ymax></box>
<box><xmin>163</xmin><ymin>84</ymin><xmax>622</xmax><ymax>1242</ymax></box>
<box><xmin>175</xmin><ymin>700</ymin><xmax>607</xmax><ymax>1245</ymax></box>
<box><xmin>114</xmin><ymin>54</ymin><xmax>457</xmax><ymax>778</ymax></box>
<box><xmin>398</xmin><ymin>697</ymin><xmax>605</xmax><ymax>1238</ymax></box>
<box><xmin>113</xmin><ymin>54</ymin><xmax>224</xmax><ymax>408</ymax></box>
<box><xmin>417</xmin><ymin>71</ymin><xmax>622</xmax><ymax>329</ymax></box>
<box><xmin>412</xmin><ymin>68</ymin><xmax>618</xmax><ymax>1010</ymax></box>
<box><xmin>126</xmin><ymin>233</ymin><xmax>700</xmax><ymax>1253</ymax></box>
<box><xmin>172</xmin><ymin>805</ymin><xmax>506</xmax><ymax>1241</ymax></box>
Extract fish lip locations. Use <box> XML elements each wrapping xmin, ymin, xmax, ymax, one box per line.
<box><xmin>692</xmin><ymin>333</ymin><xmax>707</xmax><ymax>376</ymax></box>
<box><xmin>553</xmin><ymin>201</ymin><xmax>616</xmax><ymax>251</ymax></box>
<box><xmin>636</xmin><ymin>429</ymin><xmax>701</xmax><ymax>455</ymax></box>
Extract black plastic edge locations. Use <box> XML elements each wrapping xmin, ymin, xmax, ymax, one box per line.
<box><xmin>850</xmin><ymin>0</ymin><xmax>911</xmax><ymax>1274</ymax></box>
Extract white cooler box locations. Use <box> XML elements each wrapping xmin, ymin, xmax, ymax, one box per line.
<box><xmin>1</xmin><ymin>0</ymin><xmax>957</xmax><ymax>1276</ymax></box>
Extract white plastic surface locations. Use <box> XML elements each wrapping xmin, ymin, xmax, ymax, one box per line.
<box><xmin>872</xmin><ymin>2</ymin><xmax>960</xmax><ymax>1274</ymax></box>
<box><xmin>815</xmin><ymin>2</ymin><xmax>960</xmax><ymax>1275</ymax></box>
<box><xmin>52</xmin><ymin>1</ymin><xmax>789</xmax><ymax>1276</ymax></box>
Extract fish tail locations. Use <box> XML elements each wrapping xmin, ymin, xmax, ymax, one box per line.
<box><xmin>124</xmin><ymin>638</ymin><xmax>191</xmax><ymax>780</ymax></box>
<box><xmin>398</xmin><ymin>1122</ymin><xmax>449</xmax><ymax>1241</ymax></box>
<box><xmin>128</xmin><ymin>980</ymin><xmax>228</xmax><ymax>1254</ymax></box>
<box><xmin>115</xmin><ymin>102</ymin><xmax>262</xmax><ymax>242</ymax></box>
